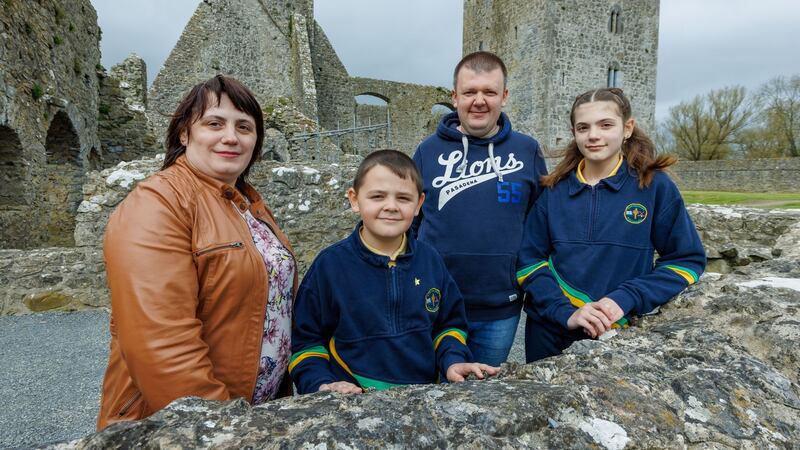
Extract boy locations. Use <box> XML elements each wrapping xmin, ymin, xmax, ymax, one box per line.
<box><xmin>290</xmin><ymin>150</ymin><xmax>498</xmax><ymax>394</ymax></box>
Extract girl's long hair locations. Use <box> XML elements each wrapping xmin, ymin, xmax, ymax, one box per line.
<box><xmin>541</xmin><ymin>87</ymin><xmax>675</xmax><ymax>189</ymax></box>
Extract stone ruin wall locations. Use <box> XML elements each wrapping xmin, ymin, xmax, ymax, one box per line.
<box><xmin>146</xmin><ymin>0</ymin><xmax>296</xmax><ymax>143</ymax></box>
<box><xmin>2</xmin><ymin>152</ymin><xmax>799</xmax><ymax>316</ymax></box>
<box><xmin>96</xmin><ymin>55</ymin><xmax>160</xmax><ymax>167</ymax></box>
<box><xmin>671</xmin><ymin>158</ymin><xmax>800</xmax><ymax>193</ymax></box>
<box><xmin>463</xmin><ymin>0</ymin><xmax>659</xmax><ymax>152</ymax></box>
<box><xmin>0</xmin><ymin>0</ymin><xmax>101</xmax><ymax>249</ymax></box>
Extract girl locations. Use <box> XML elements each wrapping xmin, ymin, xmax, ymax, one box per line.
<box><xmin>516</xmin><ymin>87</ymin><xmax>706</xmax><ymax>362</ymax></box>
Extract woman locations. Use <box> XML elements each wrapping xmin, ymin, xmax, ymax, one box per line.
<box><xmin>97</xmin><ymin>75</ymin><xmax>297</xmax><ymax>430</ymax></box>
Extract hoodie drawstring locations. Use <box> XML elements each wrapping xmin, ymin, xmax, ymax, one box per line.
<box><xmin>458</xmin><ymin>135</ymin><xmax>504</xmax><ymax>182</ymax></box>
<box><xmin>457</xmin><ymin>135</ymin><xmax>469</xmax><ymax>174</ymax></box>
<box><xmin>487</xmin><ymin>142</ymin><xmax>503</xmax><ymax>182</ymax></box>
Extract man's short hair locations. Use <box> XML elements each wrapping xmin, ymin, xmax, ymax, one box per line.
<box><xmin>353</xmin><ymin>149</ymin><xmax>423</xmax><ymax>196</ymax></box>
<box><xmin>453</xmin><ymin>51</ymin><xmax>508</xmax><ymax>89</ymax></box>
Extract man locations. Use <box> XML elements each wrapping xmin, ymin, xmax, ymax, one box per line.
<box><xmin>413</xmin><ymin>51</ymin><xmax>547</xmax><ymax>366</ymax></box>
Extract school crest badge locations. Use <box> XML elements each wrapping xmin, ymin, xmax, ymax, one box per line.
<box><xmin>425</xmin><ymin>288</ymin><xmax>441</xmax><ymax>313</ymax></box>
<box><xmin>624</xmin><ymin>203</ymin><xmax>648</xmax><ymax>224</ymax></box>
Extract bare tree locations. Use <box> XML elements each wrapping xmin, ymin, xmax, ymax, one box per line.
<box><xmin>665</xmin><ymin>86</ymin><xmax>754</xmax><ymax>160</ymax></box>
<box><xmin>756</xmin><ymin>75</ymin><xmax>800</xmax><ymax>157</ymax></box>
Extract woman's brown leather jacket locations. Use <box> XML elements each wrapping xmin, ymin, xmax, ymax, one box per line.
<box><xmin>97</xmin><ymin>155</ymin><xmax>297</xmax><ymax>430</ymax></box>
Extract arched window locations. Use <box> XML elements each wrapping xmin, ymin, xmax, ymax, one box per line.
<box><xmin>0</xmin><ymin>125</ymin><xmax>25</xmax><ymax>207</ymax></box>
<box><xmin>608</xmin><ymin>5</ymin><xmax>623</xmax><ymax>34</ymax></box>
<box><xmin>607</xmin><ymin>62</ymin><xmax>622</xmax><ymax>88</ymax></box>
<box><xmin>45</xmin><ymin>110</ymin><xmax>83</xmax><ymax>246</ymax></box>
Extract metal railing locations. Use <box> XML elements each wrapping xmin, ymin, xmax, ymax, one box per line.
<box><xmin>287</xmin><ymin>109</ymin><xmax>392</xmax><ymax>162</ymax></box>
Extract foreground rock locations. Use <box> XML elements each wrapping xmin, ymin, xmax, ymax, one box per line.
<box><xmin>56</xmin><ymin>249</ymin><xmax>800</xmax><ymax>447</ymax></box>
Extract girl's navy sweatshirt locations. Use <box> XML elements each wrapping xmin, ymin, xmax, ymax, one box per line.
<box><xmin>516</xmin><ymin>161</ymin><xmax>707</xmax><ymax>328</ymax></box>
<box><xmin>413</xmin><ymin>111</ymin><xmax>547</xmax><ymax>321</ymax></box>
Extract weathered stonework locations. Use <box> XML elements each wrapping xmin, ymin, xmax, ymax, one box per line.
<box><xmin>464</xmin><ymin>0</ymin><xmax>659</xmax><ymax>152</ymax></box>
<box><xmin>350</xmin><ymin>77</ymin><xmax>453</xmax><ymax>155</ymax></box>
<box><xmin>0</xmin><ymin>0</ymin><xmax>101</xmax><ymax>248</ymax></box>
<box><xmin>672</xmin><ymin>158</ymin><xmax>800</xmax><ymax>193</ymax></box>
<box><xmin>57</xmin><ymin>245</ymin><xmax>800</xmax><ymax>448</ymax></box>
<box><xmin>3</xmin><ymin>150</ymin><xmax>799</xmax><ymax>318</ymax></box>
<box><xmin>147</xmin><ymin>0</ymin><xmax>298</xmax><ymax>142</ymax></box>
<box><xmin>96</xmin><ymin>56</ymin><xmax>159</xmax><ymax>168</ymax></box>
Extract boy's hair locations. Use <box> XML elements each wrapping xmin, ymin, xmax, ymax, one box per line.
<box><xmin>453</xmin><ymin>51</ymin><xmax>508</xmax><ymax>88</ymax></box>
<box><xmin>541</xmin><ymin>87</ymin><xmax>676</xmax><ymax>189</ymax></box>
<box><xmin>353</xmin><ymin>149</ymin><xmax>423</xmax><ymax>196</ymax></box>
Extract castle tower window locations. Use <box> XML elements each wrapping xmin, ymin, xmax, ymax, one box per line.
<box><xmin>44</xmin><ymin>110</ymin><xmax>83</xmax><ymax>247</ymax></box>
<box><xmin>609</xmin><ymin>5</ymin><xmax>623</xmax><ymax>34</ymax></box>
<box><xmin>607</xmin><ymin>62</ymin><xmax>622</xmax><ymax>88</ymax></box>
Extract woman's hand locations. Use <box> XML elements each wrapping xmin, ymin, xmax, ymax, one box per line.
<box><xmin>318</xmin><ymin>381</ymin><xmax>363</xmax><ymax>394</ymax></box>
<box><xmin>446</xmin><ymin>363</ymin><xmax>500</xmax><ymax>382</ymax></box>
<box><xmin>567</xmin><ymin>303</ymin><xmax>612</xmax><ymax>338</ymax></box>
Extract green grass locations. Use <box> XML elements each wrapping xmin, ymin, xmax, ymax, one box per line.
<box><xmin>681</xmin><ymin>191</ymin><xmax>800</xmax><ymax>209</ymax></box>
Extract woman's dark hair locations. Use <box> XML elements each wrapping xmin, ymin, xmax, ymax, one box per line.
<box><xmin>162</xmin><ymin>75</ymin><xmax>264</xmax><ymax>191</ymax></box>
<box><xmin>541</xmin><ymin>87</ymin><xmax>676</xmax><ymax>189</ymax></box>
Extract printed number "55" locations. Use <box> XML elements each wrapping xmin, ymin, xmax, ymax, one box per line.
<box><xmin>497</xmin><ymin>181</ymin><xmax>522</xmax><ymax>204</ymax></box>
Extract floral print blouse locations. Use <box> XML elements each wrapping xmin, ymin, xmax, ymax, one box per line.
<box><xmin>239</xmin><ymin>208</ymin><xmax>295</xmax><ymax>404</ymax></box>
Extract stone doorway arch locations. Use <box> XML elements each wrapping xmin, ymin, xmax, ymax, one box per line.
<box><xmin>0</xmin><ymin>125</ymin><xmax>25</xmax><ymax>207</ymax></box>
<box><xmin>44</xmin><ymin>111</ymin><xmax>84</xmax><ymax>246</ymax></box>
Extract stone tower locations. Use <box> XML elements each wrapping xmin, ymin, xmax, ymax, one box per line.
<box><xmin>463</xmin><ymin>0</ymin><xmax>659</xmax><ymax>152</ymax></box>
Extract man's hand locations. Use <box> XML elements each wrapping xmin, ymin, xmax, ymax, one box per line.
<box><xmin>446</xmin><ymin>363</ymin><xmax>500</xmax><ymax>383</ymax></box>
<box><xmin>566</xmin><ymin>303</ymin><xmax>612</xmax><ymax>338</ymax></box>
<box><xmin>318</xmin><ymin>381</ymin><xmax>363</xmax><ymax>394</ymax></box>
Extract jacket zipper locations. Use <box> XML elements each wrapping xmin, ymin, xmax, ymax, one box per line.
<box><xmin>587</xmin><ymin>186</ymin><xmax>598</xmax><ymax>241</ymax></box>
<box><xmin>117</xmin><ymin>392</ymin><xmax>141</xmax><ymax>416</ymax></box>
<box><xmin>390</xmin><ymin>265</ymin><xmax>399</xmax><ymax>334</ymax></box>
<box><xmin>193</xmin><ymin>241</ymin><xmax>244</xmax><ymax>257</ymax></box>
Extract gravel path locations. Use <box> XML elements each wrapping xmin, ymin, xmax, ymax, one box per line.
<box><xmin>0</xmin><ymin>310</ymin><xmax>525</xmax><ymax>448</ymax></box>
<box><xmin>0</xmin><ymin>310</ymin><xmax>109</xmax><ymax>448</ymax></box>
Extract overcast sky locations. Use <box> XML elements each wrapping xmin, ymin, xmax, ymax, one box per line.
<box><xmin>90</xmin><ymin>0</ymin><xmax>800</xmax><ymax>122</ymax></box>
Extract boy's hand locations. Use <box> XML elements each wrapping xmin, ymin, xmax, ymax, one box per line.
<box><xmin>567</xmin><ymin>303</ymin><xmax>612</xmax><ymax>338</ymax></box>
<box><xmin>446</xmin><ymin>363</ymin><xmax>500</xmax><ymax>383</ymax></box>
<box><xmin>318</xmin><ymin>381</ymin><xmax>363</xmax><ymax>394</ymax></box>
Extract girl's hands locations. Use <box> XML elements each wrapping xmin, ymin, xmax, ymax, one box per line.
<box><xmin>566</xmin><ymin>297</ymin><xmax>624</xmax><ymax>338</ymax></box>
<box><xmin>318</xmin><ymin>381</ymin><xmax>363</xmax><ymax>394</ymax></box>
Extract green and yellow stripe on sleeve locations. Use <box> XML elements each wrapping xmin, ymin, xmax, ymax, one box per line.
<box><xmin>547</xmin><ymin>257</ymin><xmax>628</xmax><ymax>328</ymax></box>
<box><xmin>288</xmin><ymin>345</ymin><xmax>329</xmax><ymax>373</ymax></box>
<box><xmin>662</xmin><ymin>264</ymin><xmax>699</xmax><ymax>285</ymax></box>
<box><xmin>433</xmin><ymin>328</ymin><xmax>467</xmax><ymax>349</ymax></box>
<box><xmin>516</xmin><ymin>260</ymin><xmax>549</xmax><ymax>285</ymax></box>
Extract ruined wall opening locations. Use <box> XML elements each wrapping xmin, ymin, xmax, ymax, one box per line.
<box><xmin>352</xmin><ymin>94</ymin><xmax>390</xmax><ymax>155</ymax></box>
<box><xmin>44</xmin><ymin>111</ymin><xmax>83</xmax><ymax>247</ymax></box>
<box><xmin>428</xmin><ymin>103</ymin><xmax>455</xmax><ymax>134</ymax></box>
<box><xmin>0</xmin><ymin>126</ymin><xmax>26</xmax><ymax>207</ymax></box>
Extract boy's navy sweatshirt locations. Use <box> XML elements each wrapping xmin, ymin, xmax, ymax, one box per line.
<box><xmin>289</xmin><ymin>224</ymin><xmax>472</xmax><ymax>394</ymax></box>
<box><xmin>516</xmin><ymin>160</ymin><xmax>706</xmax><ymax>328</ymax></box>
<box><xmin>413</xmin><ymin>111</ymin><xmax>547</xmax><ymax>321</ymax></box>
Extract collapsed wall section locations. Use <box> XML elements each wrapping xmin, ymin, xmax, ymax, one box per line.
<box><xmin>0</xmin><ymin>0</ymin><xmax>101</xmax><ymax>248</ymax></box>
<box><xmin>147</xmin><ymin>0</ymin><xmax>296</xmax><ymax>141</ymax></box>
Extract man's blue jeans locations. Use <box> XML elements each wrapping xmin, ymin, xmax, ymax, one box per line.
<box><xmin>466</xmin><ymin>314</ymin><xmax>520</xmax><ymax>366</ymax></box>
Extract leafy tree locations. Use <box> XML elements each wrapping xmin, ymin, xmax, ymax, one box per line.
<box><xmin>665</xmin><ymin>86</ymin><xmax>754</xmax><ymax>160</ymax></box>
